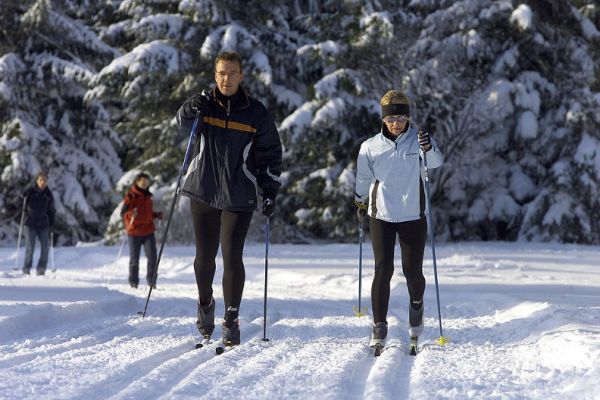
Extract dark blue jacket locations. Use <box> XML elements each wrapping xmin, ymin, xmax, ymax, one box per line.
<box><xmin>176</xmin><ymin>87</ymin><xmax>282</xmax><ymax>211</ymax></box>
<box><xmin>23</xmin><ymin>184</ymin><xmax>55</xmax><ymax>228</ymax></box>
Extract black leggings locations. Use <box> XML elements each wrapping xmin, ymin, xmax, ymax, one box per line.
<box><xmin>190</xmin><ymin>200</ymin><xmax>253</xmax><ymax>318</ymax></box>
<box><xmin>369</xmin><ymin>217</ymin><xmax>427</xmax><ymax>323</ymax></box>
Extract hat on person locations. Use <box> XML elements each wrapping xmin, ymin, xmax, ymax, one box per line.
<box><xmin>380</xmin><ymin>90</ymin><xmax>411</xmax><ymax>118</ymax></box>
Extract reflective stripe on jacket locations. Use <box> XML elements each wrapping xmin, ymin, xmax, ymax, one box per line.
<box><xmin>176</xmin><ymin>87</ymin><xmax>282</xmax><ymax>211</ymax></box>
<box><xmin>355</xmin><ymin>125</ymin><xmax>443</xmax><ymax>223</ymax></box>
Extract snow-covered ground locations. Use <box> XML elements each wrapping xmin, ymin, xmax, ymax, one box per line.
<box><xmin>1</xmin><ymin>239</ymin><xmax>599</xmax><ymax>400</ymax></box>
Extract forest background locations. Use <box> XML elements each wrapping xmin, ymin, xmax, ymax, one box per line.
<box><xmin>1</xmin><ymin>0</ymin><xmax>599</xmax><ymax>245</ymax></box>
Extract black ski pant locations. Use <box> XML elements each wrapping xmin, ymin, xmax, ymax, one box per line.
<box><xmin>190</xmin><ymin>199</ymin><xmax>253</xmax><ymax>321</ymax></box>
<box><xmin>369</xmin><ymin>217</ymin><xmax>427</xmax><ymax>324</ymax></box>
<box><xmin>128</xmin><ymin>233</ymin><xmax>157</xmax><ymax>286</ymax></box>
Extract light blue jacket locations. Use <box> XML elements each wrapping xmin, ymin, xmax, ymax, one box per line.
<box><xmin>355</xmin><ymin>125</ymin><xmax>443</xmax><ymax>223</ymax></box>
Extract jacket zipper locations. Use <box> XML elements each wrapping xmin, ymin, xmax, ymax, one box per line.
<box><xmin>226</xmin><ymin>99</ymin><xmax>230</xmax><ymax>127</ymax></box>
<box><xmin>218</xmin><ymin>99</ymin><xmax>231</xmax><ymax>208</ymax></box>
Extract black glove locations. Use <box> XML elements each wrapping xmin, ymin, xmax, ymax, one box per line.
<box><xmin>262</xmin><ymin>195</ymin><xmax>276</xmax><ymax>217</ymax></box>
<box><xmin>418</xmin><ymin>130</ymin><xmax>432</xmax><ymax>152</ymax></box>
<box><xmin>185</xmin><ymin>90</ymin><xmax>211</xmax><ymax>116</ymax></box>
<box><xmin>355</xmin><ymin>200</ymin><xmax>367</xmax><ymax>222</ymax></box>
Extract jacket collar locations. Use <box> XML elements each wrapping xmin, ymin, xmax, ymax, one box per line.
<box><xmin>212</xmin><ymin>86</ymin><xmax>250</xmax><ymax>112</ymax></box>
<box><xmin>132</xmin><ymin>184</ymin><xmax>152</xmax><ymax>197</ymax></box>
<box><xmin>381</xmin><ymin>122</ymin><xmax>411</xmax><ymax>143</ymax></box>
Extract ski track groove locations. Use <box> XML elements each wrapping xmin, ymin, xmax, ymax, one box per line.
<box><xmin>74</xmin><ymin>336</ymin><xmax>198</xmax><ymax>400</ymax></box>
<box><xmin>161</xmin><ymin>323</ymin><xmax>268</xmax><ymax>399</ymax></box>
<box><xmin>359</xmin><ymin>314</ymin><xmax>415</xmax><ymax>399</ymax></box>
<box><xmin>0</xmin><ymin>315</ymin><xmax>138</xmax><ymax>370</ymax></box>
<box><xmin>339</xmin><ymin>342</ymin><xmax>374</xmax><ymax>400</ymax></box>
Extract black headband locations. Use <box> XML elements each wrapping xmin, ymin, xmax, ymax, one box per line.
<box><xmin>381</xmin><ymin>103</ymin><xmax>410</xmax><ymax>118</ymax></box>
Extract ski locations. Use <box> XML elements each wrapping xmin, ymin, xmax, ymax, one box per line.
<box><xmin>373</xmin><ymin>343</ymin><xmax>384</xmax><ymax>357</ymax></box>
<box><xmin>371</xmin><ymin>341</ymin><xmax>403</xmax><ymax>356</ymax></box>
<box><xmin>194</xmin><ymin>336</ymin><xmax>211</xmax><ymax>349</ymax></box>
<box><xmin>409</xmin><ymin>336</ymin><xmax>418</xmax><ymax>356</ymax></box>
<box><xmin>215</xmin><ymin>341</ymin><xmax>238</xmax><ymax>355</ymax></box>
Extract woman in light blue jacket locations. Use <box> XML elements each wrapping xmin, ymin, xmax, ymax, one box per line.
<box><xmin>355</xmin><ymin>90</ymin><xmax>443</xmax><ymax>349</ymax></box>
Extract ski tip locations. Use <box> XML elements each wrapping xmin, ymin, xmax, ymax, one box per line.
<box><xmin>373</xmin><ymin>343</ymin><xmax>384</xmax><ymax>357</ymax></box>
<box><xmin>215</xmin><ymin>346</ymin><xmax>225</xmax><ymax>355</ymax></box>
<box><xmin>409</xmin><ymin>336</ymin><xmax>419</xmax><ymax>356</ymax></box>
<box><xmin>195</xmin><ymin>343</ymin><xmax>204</xmax><ymax>349</ymax></box>
<box><xmin>436</xmin><ymin>336</ymin><xmax>449</xmax><ymax>346</ymax></box>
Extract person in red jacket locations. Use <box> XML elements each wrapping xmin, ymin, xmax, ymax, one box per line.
<box><xmin>120</xmin><ymin>173</ymin><xmax>163</xmax><ymax>288</ymax></box>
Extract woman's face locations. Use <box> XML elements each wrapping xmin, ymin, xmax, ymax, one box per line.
<box><xmin>383</xmin><ymin>115</ymin><xmax>409</xmax><ymax>136</ymax></box>
<box><xmin>136</xmin><ymin>177</ymin><xmax>150</xmax><ymax>189</ymax></box>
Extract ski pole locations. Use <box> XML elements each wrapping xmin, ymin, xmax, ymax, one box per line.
<box><xmin>262</xmin><ymin>217</ymin><xmax>270</xmax><ymax>342</ymax></box>
<box><xmin>50</xmin><ymin>230</ymin><xmax>56</xmax><ymax>273</ymax></box>
<box><xmin>13</xmin><ymin>196</ymin><xmax>27</xmax><ymax>271</ymax></box>
<box><xmin>106</xmin><ymin>215</ymin><xmax>135</xmax><ymax>285</ymax></box>
<box><xmin>421</xmin><ymin>147</ymin><xmax>448</xmax><ymax>345</ymax></box>
<box><xmin>116</xmin><ymin>215</ymin><xmax>136</xmax><ymax>262</ymax></box>
<box><xmin>353</xmin><ymin>215</ymin><xmax>367</xmax><ymax>317</ymax></box>
<box><xmin>138</xmin><ymin>112</ymin><xmax>201</xmax><ymax>317</ymax></box>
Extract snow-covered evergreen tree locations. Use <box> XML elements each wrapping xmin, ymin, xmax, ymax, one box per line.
<box><xmin>0</xmin><ymin>0</ymin><xmax>122</xmax><ymax>244</ymax></box>
<box><xmin>404</xmin><ymin>0</ymin><xmax>600</xmax><ymax>243</ymax></box>
<box><xmin>2</xmin><ymin>0</ymin><xmax>599</xmax><ymax>245</ymax></box>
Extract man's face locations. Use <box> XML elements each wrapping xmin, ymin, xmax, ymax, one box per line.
<box><xmin>36</xmin><ymin>176</ymin><xmax>47</xmax><ymax>189</ymax></box>
<box><xmin>215</xmin><ymin>60</ymin><xmax>243</xmax><ymax>97</ymax></box>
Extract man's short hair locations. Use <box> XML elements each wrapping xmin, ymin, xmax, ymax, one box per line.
<box><xmin>36</xmin><ymin>171</ymin><xmax>48</xmax><ymax>180</ymax></box>
<box><xmin>214</xmin><ymin>51</ymin><xmax>243</xmax><ymax>71</ymax></box>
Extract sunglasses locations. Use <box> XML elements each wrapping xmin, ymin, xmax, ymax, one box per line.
<box><xmin>383</xmin><ymin>115</ymin><xmax>409</xmax><ymax>124</ymax></box>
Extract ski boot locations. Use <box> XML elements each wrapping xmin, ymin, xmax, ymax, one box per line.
<box><xmin>221</xmin><ymin>318</ymin><xmax>240</xmax><ymax>347</ymax></box>
<box><xmin>196</xmin><ymin>296</ymin><xmax>215</xmax><ymax>339</ymax></box>
<box><xmin>408</xmin><ymin>300</ymin><xmax>424</xmax><ymax>355</ymax></box>
<box><xmin>369</xmin><ymin>321</ymin><xmax>388</xmax><ymax>356</ymax></box>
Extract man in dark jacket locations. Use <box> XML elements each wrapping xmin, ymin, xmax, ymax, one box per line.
<box><xmin>120</xmin><ymin>172</ymin><xmax>163</xmax><ymax>288</ymax></box>
<box><xmin>22</xmin><ymin>172</ymin><xmax>56</xmax><ymax>275</ymax></box>
<box><xmin>176</xmin><ymin>51</ymin><xmax>282</xmax><ymax>347</ymax></box>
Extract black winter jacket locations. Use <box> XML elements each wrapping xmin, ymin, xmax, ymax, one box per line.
<box><xmin>176</xmin><ymin>87</ymin><xmax>282</xmax><ymax>211</ymax></box>
<box><xmin>23</xmin><ymin>184</ymin><xmax>55</xmax><ymax>228</ymax></box>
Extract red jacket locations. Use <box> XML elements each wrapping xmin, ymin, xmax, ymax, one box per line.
<box><xmin>121</xmin><ymin>185</ymin><xmax>161</xmax><ymax>236</ymax></box>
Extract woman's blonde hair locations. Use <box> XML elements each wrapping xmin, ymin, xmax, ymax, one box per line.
<box><xmin>380</xmin><ymin>90</ymin><xmax>410</xmax><ymax>106</ymax></box>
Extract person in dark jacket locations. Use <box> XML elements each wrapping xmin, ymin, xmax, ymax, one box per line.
<box><xmin>22</xmin><ymin>172</ymin><xmax>56</xmax><ymax>275</ymax></box>
<box><xmin>176</xmin><ymin>51</ymin><xmax>282</xmax><ymax>347</ymax></box>
<box><xmin>120</xmin><ymin>172</ymin><xmax>163</xmax><ymax>288</ymax></box>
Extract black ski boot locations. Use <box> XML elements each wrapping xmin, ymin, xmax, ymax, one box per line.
<box><xmin>370</xmin><ymin>321</ymin><xmax>388</xmax><ymax>356</ymax></box>
<box><xmin>409</xmin><ymin>300</ymin><xmax>424</xmax><ymax>337</ymax></box>
<box><xmin>221</xmin><ymin>318</ymin><xmax>240</xmax><ymax>346</ymax></box>
<box><xmin>196</xmin><ymin>297</ymin><xmax>215</xmax><ymax>338</ymax></box>
<box><xmin>369</xmin><ymin>321</ymin><xmax>388</xmax><ymax>346</ymax></box>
